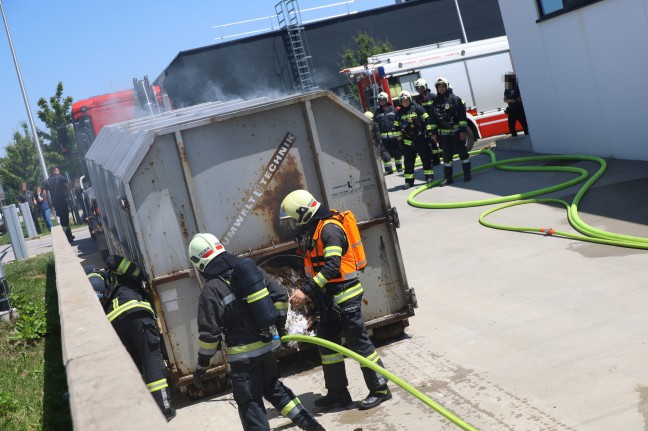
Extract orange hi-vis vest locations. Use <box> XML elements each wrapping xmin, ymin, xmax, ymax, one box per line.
<box><xmin>304</xmin><ymin>210</ymin><xmax>366</xmax><ymax>287</ymax></box>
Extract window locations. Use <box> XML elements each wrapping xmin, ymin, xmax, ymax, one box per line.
<box><xmin>537</xmin><ymin>0</ymin><xmax>604</xmax><ymax>19</ymax></box>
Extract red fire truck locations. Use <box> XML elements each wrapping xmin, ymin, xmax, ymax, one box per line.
<box><xmin>341</xmin><ymin>36</ymin><xmax>518</xmax><ymax>148</ymax></box>
<box><xmin>71</xmin><ymin>77</ymin><xmax>169</xmax><ymax>249</ymax></box>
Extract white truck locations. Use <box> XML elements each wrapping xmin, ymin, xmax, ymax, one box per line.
<box><xmin>341</xmin><ymin>36</ymin><xmax>519</xmax><ymax>147</ymax></box>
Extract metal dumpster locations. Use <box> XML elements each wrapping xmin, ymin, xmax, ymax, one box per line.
<box><xmin>85</xmin><ymin>90</ymin><xmax>416</xmax><ymax>392</ymax></box>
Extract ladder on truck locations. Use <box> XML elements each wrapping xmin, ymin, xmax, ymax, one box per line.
<box><xmin>275</xmin><ymin>0</ymin><xmax>317</xmax><ymax>92</ymax></box>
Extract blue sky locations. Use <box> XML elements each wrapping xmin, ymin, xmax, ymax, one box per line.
<box><xmin>0</xmin><ymin>0</ymin><xmax>395</xmax><ymax>154</ymax></box>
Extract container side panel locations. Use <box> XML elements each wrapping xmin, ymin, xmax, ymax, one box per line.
<box><xmin>182</xmin><ymin>104</ymin><xmax>318</xmax><ymax>255</ymax></box>
<box><xmin>130</xmin><ymin>133</ymin><xmax>197</xmax><ymax>276</ymax></box>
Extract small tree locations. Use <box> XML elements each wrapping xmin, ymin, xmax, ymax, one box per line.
<box><xmin>0</xmin><ymin>122</ymin><xmax>64</xmax><ymax>201</ymax></box>
<box><xmin>339</xmin><ymin>31</ymin><xmax>394</xmax><ymax>103</ymax></box>
<box><xmin>36</xmin><ymin>81</ymin><xmax>79</xmax><ymax>176</ymax></box>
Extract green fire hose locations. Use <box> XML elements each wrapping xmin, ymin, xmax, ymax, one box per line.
<box><xmin>408</xmin><ymin>149</ymin><xmax>648</xmax><ymax>249</ymax></box>
<box><xmin>282</xmin><ymin>334</ymin><xmax>478</xmax><ymax>431</ymax></box>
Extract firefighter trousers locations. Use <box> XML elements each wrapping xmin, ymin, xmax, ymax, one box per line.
<box><xmin>229</xmin><ymin>351</ymin><xmax>310</xmax><ymax>431</ymax></box>
<box><xmin>402</xmin><ymin>137</ymin><xmax>433</xmax><ymax>185</ymax></box>
<box><xmin>379</xmin><ymin>136</ymin><xmax>403</xmax><ymax>172</ymax></box>
<box><xmin>113</xmin><ymin>312</ymin><xmax>173</xmax><ymax>414</ymax></box>
<box><xmin>316</xmin><ymin>295</ymin><xmax>388</xmax><ymax>393</ymax></box>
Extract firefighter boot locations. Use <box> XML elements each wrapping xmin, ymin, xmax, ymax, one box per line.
<box><xmin>441</xmin><ymin>166</ymin><xmax>454</xmax><ymax>186</ymax></box>
<box><xmin>293</xmin><ymin>410</ymin><xmax>326</xmax><ymax>431</ymax></box>
<box><xmin>395</xmin><ymin>162</ymin><xmax>403</xmax><ymax>173</ymax></box>
<box><xmin>462</xmin><ymin>160</ymin><xmax>472</xmax><ymax>182</ymax></box>
<box><xmin>359</xmin><ymin>387</ymin><xmax>392</xmax><ymax>410</ymax></box>
<box><xmin>314</xmin><ymin>388</ymin><xmax>352</xmax><ymax>409</ymax></box>
<box><xmin>384</xmin><ymin>165</ymin><xmax>394</xmax><ymax>176</ymax></box>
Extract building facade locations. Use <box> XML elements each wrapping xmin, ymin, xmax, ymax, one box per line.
<box><xmin>156</xmin><ymin>0</ymin><xmax>505</xmax><ymax>109</ymax></box>
<box><xmin>498</xmin><ymin>0</ymin><xmax>648</xmax><ymax>160</ymax></box>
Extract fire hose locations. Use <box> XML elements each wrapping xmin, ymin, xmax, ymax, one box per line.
<box><xmin>281</xmin><ymin>334</ymin><xmax>478</xmax><ymax>431</ymax></box>
<box><xmin>409</xmin><ymin>149</ymin><xmax>648</xmax><ymax>249</ymax></box>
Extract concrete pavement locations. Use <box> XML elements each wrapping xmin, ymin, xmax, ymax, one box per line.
<box><xmin>167</xmin><ymin>140</ymin><xmax>648</xmax><ymax>430</ymax></box>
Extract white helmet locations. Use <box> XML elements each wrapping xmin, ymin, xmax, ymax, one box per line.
<box><xmin>435</xmin><ymin>77</ymin><xmax>450</xmax><ymax>89</ymax></box>
<box><xmin>414</xmin><ymin>78</ymin><xmax>428</xmax><ymax>90</ymax></box>
<box><xmin>377</xmin><ymin>92</ymin><xmax>389</xmax><ymax>101</ymax></box>
<box><xmin>399</xmin><ymin>90</ymin><xmax>412</xmax><ymax>101</ymax></box>
<box><xmin>280</xmin><ymin>189</ymin><xmax>321</xmax><ymax>225</ymax></box>
<box><xmin>188</xmin><ymin>233</ymin><xmax>226</xmax><ymax>271</ymax></box>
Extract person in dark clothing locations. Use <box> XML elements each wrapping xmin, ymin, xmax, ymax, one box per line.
<box><xmin>86</xmin><ymin>256</ymin><xmax>176</xmax><ymax>421</ymax></box>
<box><xmin>394</xmin><ymin>90</ymin><xmax>434</xmax><ymax>189</ymax></box>
<box><xmin>372</xmin><ymin>92</ymin><xmax>403</xmax><ymax>175</ymax></box>
<box><xmin>43</xmin><ymin>166</ymin><xmax>74</xmax><ymax>243</ymax></box>
<box><xmin>189</xmin><ymin>233</ymin><xmax>325</xmax><ymax>431</ymax></box>
<box><xmin>430</xmin><ymin>77</ymin><xmax>472</xmax><ymax>185</ymax></box>
<box><xmin>35</xmin><ymin>186</ymin><xmax>52</xmax><ymax>231</ymax></box>
<box><xmin>413</xmin><ymin>78</ymin><xmax>441</xmax><ymax>166</ymax></box>
<box><xmin>18</xmin><ymin>182</ymin><xmax>41</xmax><ymax>234</ymax></box>
<box><xmin>281</xmin><ymin>190</ymin><xmax>391</xmax><ymax>412</ymax></box>
<box><xmin>504</xmin><ymin>73</ymin><xmax>529</xmax><ymax>136</ymax></box>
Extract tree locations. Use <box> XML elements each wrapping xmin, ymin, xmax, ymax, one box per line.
<box><xmin>0</xmin><ymin>122</ymin><xmax>64</xmax><ymax>202</ymax></box>
<box><xmin>36</xmin><ymin>81</ymin><xmax>79</xmax><ymax>175</ymax></box>
<box><xmin>339</xmin><ymin>31</ymin><xmax>394</xmax><ymax>103</ymax></box>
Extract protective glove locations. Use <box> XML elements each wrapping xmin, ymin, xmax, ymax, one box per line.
<box><xmin>277</xmin><ymin>326</ymin><xmax>289</xmax><ymax>348</ymax></box>
<box><xmin>193</xmin><ymin>365</ymin><xmax>206</xmax><ymax>390</ymax></box>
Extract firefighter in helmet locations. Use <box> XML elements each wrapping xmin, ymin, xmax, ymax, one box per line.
<box><xmin>86</xmin><ymin>257</ymin><xmax>176</xmax><ymax>422</ymax></box>
<box><xmin>413</xmin><ymin>78</ymin><xmax>442</xmax><ymax>166</ymax></box>
<box><xmin>430</xmin><ymin>77</ymin><xmax>472</xmax><ymax>185</ymax></box>
<box><xmin>373</xmin><ymin>92</ymin><xmax>403</xmax><ymax>175</ymax></box>
<box><xmin>393</xmin><ymin>90</ymin><xmax>435</xmax><ymax>189</ymax></box>
<box><xmin>188</xmin><ymin>233</ymin><xmax>325</xmax><ymax>431</ymax></box>
<box><xmin>281</xmin><ymin>190</ymin><xmax>391</xmax><ymax>411</ymax></box>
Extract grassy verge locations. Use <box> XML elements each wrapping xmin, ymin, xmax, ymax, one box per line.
<box><xmin>0</xmin><ymin>253</ymin><xmax>72</xmax><ymax>431</ymax></box>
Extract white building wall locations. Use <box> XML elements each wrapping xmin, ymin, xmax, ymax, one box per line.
<box><xmin>497</xmin><ymin>0</ymin><xmax>648</xmax><ymax>160</ymax></box>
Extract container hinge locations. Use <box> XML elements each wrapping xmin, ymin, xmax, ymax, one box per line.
<box><xmin>387</xmin><ymin>207</ymin><xmax>400</xmax><ymax>228</ymax></box>
<box><xmin>118</xmin><ymin>196</ymin><xmax>130</xmax><ymax>212</ymax></box>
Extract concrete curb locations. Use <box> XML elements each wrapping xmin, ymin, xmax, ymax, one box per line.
<box><xmin>52</xmin><ymin>226</ymin><xmax>168</xmax><ymax>430</ymax></box>
<box><xmin>493</xmin><ymin>134</ymin><xmax>533</xmax><ymax>151</ymax></box>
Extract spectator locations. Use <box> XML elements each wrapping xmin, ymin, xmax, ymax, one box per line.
<box><xmin>17</xmin><ymin>182</ymin><xmax>41</xmax><ymax>235</ymax></box>
<box><xmin>43</xmin><ymin>166</ymin><xmax>74</xmax><ymax>243</ymax></box>
<box><xmin>35</xmin><ymin>186</ymin><xmax>52</xmax><ymax>231</ymax></box>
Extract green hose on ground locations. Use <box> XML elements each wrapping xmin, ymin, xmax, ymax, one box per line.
<box><xmin>282</xmin><ymin>334</ymin><xmax>478</xmax><ymax>431</ymax></box>
<box><xmin>407</xmin><ymin>149</ymin><xmax>648</xmax><ymax>249</ymax></box>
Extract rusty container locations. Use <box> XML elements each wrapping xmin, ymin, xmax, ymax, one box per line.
<box><xmin>85</xmin><ymin>91</ymin><xmax>416</xmax><ymax>393</ymax></box>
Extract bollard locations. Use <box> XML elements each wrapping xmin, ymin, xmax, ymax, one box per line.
<box><xmin>2</xmin><ymin>205</ymin><xmax>29</xmax><ymax>260</ymax></box>
<box><xmin>18</xmin><ymin>201</ymin><xmax>37</xmax><ymax>238</ymax></box>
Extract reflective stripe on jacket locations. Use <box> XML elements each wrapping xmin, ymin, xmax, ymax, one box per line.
<box><xmin>304</xmin><ymin>218</ymin><xmax>358</xmax><ymax>287</ymax></box>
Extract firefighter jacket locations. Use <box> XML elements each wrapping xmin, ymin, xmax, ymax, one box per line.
<box><xmin>196</xmin><ymin>253</ymin><xmax>287</xmax><ymax>367</ymax></box>
<box><xmin>301</xmin><ymin>213</ymin><xmax>363</xmax><ymax>306</ymax></box>
<box><xmin>413</xmin><ymin>90</ymin><xmax>436</xmax><ymax>134</ymax></box>
<box><xmin>373</xmin><ymin>105</ymin><xmax>400</xmax><ymax>140</ymax></box>
<box><xmin>394</xmin><ymin>103</ymin><xmax>430</xmax><ymax>145</ymax></box>
<box><xmin>430</xmin><ymin>92</ymin><xmax>468</xmax><ymax>137</ymax></box>
<box><xmin>104</xmin><ymin>283</ymin><xmax>155</xmax><ymax>323</ymax></box>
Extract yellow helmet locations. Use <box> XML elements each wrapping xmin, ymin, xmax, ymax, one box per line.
<box><xmin>364</xmin><ymin>111</ymin><xmax>374</xmax><ymax>120</ymax></box>
<box><xmin>280</xmin><ymin>189</ymin><xmax>321</xmax><ymax>225</ymax></box>
<box><xmin>188</xmin><ymin>233</ymin><xmax>226</xmax><ymax>271</ymax></box>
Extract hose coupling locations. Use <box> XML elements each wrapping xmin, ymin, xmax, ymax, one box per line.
<box><xmin>540</xmin><ymin>227</ymin><xmax>555</xmax><ymax>236</ymax></box>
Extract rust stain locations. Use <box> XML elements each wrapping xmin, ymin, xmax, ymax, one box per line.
<box><xmin>255</xmin><ymin>153</ymin><xmax>306</xmax><ymax>245</ymax></box>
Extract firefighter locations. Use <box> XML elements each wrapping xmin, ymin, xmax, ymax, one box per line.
<box><xmin>373</xmin><ymin>92</ymin><xmax>403</xmax><ymax>175</ymax></box>
<box><xmin>413</xmin><ymin>79</ymin><xmax>441</xmax><ymax>166</ymax></box>
<box><xmin>188</xmin><ymin>233</ymin><xmax>325</xmax><ymax>431</ymax></box>
<box><xmin>281</xmin><ymin>190</ymin><xmax>391</xmax><ymax>411</ymax></box>
<box><xmin>430</xmin><ymin>77</ymin><xmax>472</xmax><ymax>185</ymax></box>
<box><xmin>394</xmin><ymin>90</ymin><xmax>434</xmax><ymax>189</ymax></box>
<box><xmin>85</xmin><ymin>258</ymin><xmax>176</xmax><ymax>422</ymax></box>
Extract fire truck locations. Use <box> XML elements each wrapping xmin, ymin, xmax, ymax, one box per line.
<box><xmin>341</xmin><ymin>36</ymin><xmax>518</xmax><ymax>149</ymax></box>
<box><xmin>70</xmin><ymin>77</ymin><xmax>170</xmax><ymax>252</ymax></box>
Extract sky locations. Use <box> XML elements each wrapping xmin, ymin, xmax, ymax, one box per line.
<box><xmin>0</xmin><ymin>0</ymin><xmax>396</xmax><ymax>155</ymax></box>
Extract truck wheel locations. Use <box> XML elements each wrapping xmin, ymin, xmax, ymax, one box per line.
<box><xmin>466</xmin><ymin>127</ymin><xmax>476</xmax><ymax>151</ymax></box>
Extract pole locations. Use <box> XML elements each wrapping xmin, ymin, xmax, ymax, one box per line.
<box><xmin>454</xmin><ymin>0</ymin><xmax>468</xmax><ymax>43</ymax></box>
<box><xmin>0</xmin><ymin>0</ymin><xmax>49</xmax><ymax>181</ymax></box>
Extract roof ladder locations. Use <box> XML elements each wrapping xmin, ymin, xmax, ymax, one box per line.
<box><xmin>275</xmin><ymin>0</ymin><xmax>317</xmax><ymax>92</ymax></box>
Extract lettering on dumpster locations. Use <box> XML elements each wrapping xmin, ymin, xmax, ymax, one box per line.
<box><xmin>220</xmin><ymin>132</ymin><xmax>296</xmax><ymax>246</ymax></box>
<box><xmin>331</xmin><ymin>176</ymin><xmax>376</xmax><ymax>199</ymax></box>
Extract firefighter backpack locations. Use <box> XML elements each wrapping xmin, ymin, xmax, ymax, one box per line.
<box><xmin>331</xmin><ymin>209</ymin><xmax>367</xmax><ymax>270</ymax></box>
<box><xmin>229</xmin><ymin>257</ymin><xmax>278</xmax><ymax>331</ymax></box>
